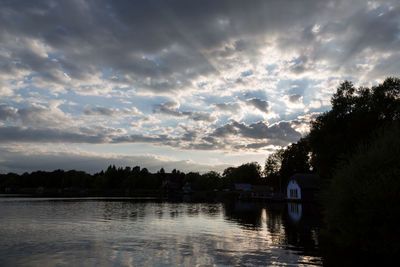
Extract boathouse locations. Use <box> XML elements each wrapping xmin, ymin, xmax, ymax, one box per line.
<box><xmin>286</xmin><ymin>173</ymin><xmax>319</xmax><ymax>201</ymax></box>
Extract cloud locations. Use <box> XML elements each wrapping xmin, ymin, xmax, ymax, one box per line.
<box><xmin>288</xmin><ymin>94</ymin><xmax>303</xmax><ymax>103</ymax></box>
<box><xmin>0</xmin><ymin>104</ymin><xmax>17</xmax><ymax>120</ymax></box>
<box><xmin>153</xmin><ymin>101</ymin><xmax>216</xmax><ymax>122</ymax></box>
<box><xmin>0</xmin><ymin>117</ymin><xmax>301</xmax><ymax>151</ymax></box>
<box><xmin>84</xmin><ymin>106</ymin><xmax>142</xmax><ymax>117</ymax></box>
<box><xmin>1</xmin><ymin>0</ymin><xmax>398</xmax><ymax>97</ymax></box>
<box><xmin>0</xmin><ymin>103</ymin><xmax>76</xmax><ymax>129</ymax></box>
<box><xmin>245</xmin><ymin>98</ymin><xmax>270</xmax><ymax>113</ymax></box>
<box><xmin>0</xmin><ymin>126</ymin><xmax>109</xmax><ymax>143</ymax></box>
<box><xmin>214</xmin><ymin>102</ymin><xmax>241</xmax><ymax>113</ymax></box>
<box><xmin>211</xmin><ymin>120</ymin><xmax>302</xmax><ymax>146</ymax></box>
<box><xmin>153</xmin><ymin>101</ymin><xmax>185</xmax><ymax>117</ymax></box>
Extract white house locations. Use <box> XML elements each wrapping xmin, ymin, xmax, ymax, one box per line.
<box><xmin>287</xmin><ymin>179</ymin><xmax>301</xmax><ymax>200</ymax></box>
<box><xmin>286</xmin><ymin>174</ymin><xmax>319</xmax><ymax>201</ymax></box>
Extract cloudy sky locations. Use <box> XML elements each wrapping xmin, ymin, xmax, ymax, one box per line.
<box><xmin>0</xmin><ymin>0</ymin><xmax>399</xmax><ymax>173</ymax></box>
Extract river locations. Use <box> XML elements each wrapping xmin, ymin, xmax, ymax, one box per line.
<box><xmin>0</xmin><ymin>198</ymin><xmax>322</xmax><ymax>266</ymax></box>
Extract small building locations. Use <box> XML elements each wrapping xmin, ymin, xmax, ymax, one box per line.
<box><xmin>234</xmin><ymin>183</ymin><xmax>252</xmax><ymax>199</ymax></box>
<box><xmin>234</xmin><ymin>183</ymin><xmax>253</xmax><ymax>192</ymax></box>
<box><xmin>286</xmin><ymin>173</ymin><xmax>319</xmax><ymax>201</ymax></box>
<box><xmin>182</xmin><ymin>182</ymin><xmax>192</xmax><ymax>194</ymax></box>
<box><xmin>162</xmin><ymin>179</ymin><xmax>180</xmax><ymax>196</ymax></box>
<box><xmin>251</xmin><ymin>185</ymin><xmax>273</xmax><ymax>200</ymax></box>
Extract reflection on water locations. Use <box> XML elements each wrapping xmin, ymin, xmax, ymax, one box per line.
<box><xmin>0</xmin><ymin>198</ymin><xmax>322</xmax><ymax>266</ymax></box>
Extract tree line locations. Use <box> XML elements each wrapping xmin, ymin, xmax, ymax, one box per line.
<box><xmin>0</xmin><ymin>162</ymin><xmax>265</xmax><ymax>194</ymax></box>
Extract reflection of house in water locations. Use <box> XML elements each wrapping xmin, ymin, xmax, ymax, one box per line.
<box><xmin>223</xmin><ymin>201</ymin><xmax>321</xmax><ymax>258</ymax></box>
<box><xmin>286</xmin><ymin>173</ymin><xmax>319</xmax><ymax>201</ymax></box>
<box><xmin>287</xmin><ymin>202</ymin><xmax>302</xmax><ymax>222</ymax></box>
<box><xmin>284</xmin><ymin>202</ymin><xmax>321</xmax><ymax>253</ymax></box>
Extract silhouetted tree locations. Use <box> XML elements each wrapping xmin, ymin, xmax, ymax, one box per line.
<box><xmin>321</xmin><ymin>122</ymin><xmax>400</xmax><ymax>256</ymax></box>
<box><xmin>309</xmin><ymin>77</ymin><xmax>400</xmax><ymax>180</ymax></box>
<box><xmin>222</xmin><ymin>162</ymin><xmax>262</xmax><ymax>186</ymax></box>
<box><xmin>264</xmin><ymin>149</ymin><xmax>284</xmax><ymax>191</ymax></box>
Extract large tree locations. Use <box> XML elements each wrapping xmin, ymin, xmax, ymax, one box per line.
<box><xmin>309</xmin><ymin>77</ymin><xmax>400</xmax><ymax>180</ymax></box>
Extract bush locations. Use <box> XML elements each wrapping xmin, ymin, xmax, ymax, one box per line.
<box><xmin>321</xmin><ymin>122</ymin><xmax>400</xmax><ymax>255</ymax></box>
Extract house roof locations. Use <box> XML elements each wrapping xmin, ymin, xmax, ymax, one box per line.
<box><xmin>289</xmin><ymin>173</ymin><xmax>319</xmax><ymax>189</ymax></box>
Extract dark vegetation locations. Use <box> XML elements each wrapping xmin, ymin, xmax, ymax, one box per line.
<box><xmin>0</xmin><ymin>162</ymin><xmax>264</xmax><ymax>196</ymax></box>
<box><xmin>1</xmin><ymin>77</ymin><xmax>399</xmax><ymax>258</ymax></box>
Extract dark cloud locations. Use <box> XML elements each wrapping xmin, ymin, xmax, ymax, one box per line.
<box><xmin>153</xmin><ymin>101</ymin><xmax>185</xmax><ymax>117</ymax></box>
<box><xmin>245</xmin><ymin>98</ymin><xmax>269</xmax><ymax>113</ymax></box>
<box><xmin>111</xmin><ymin>134</ymin><xmax>171</xmax><ymax>144</ymax></box>
<box><xmin>153</xmin><ymin>101</ymin><xmax>216</xmax><ymax>122</ymax></box>
<box><xmin>288</xmin><ymin>94</ymin><xmax>302</xmax><ymax>103</ymax></box>
<box><xmin>245</xmin><ymin>142</ymin><xmax>270</xmax><ymax>149</ymax></box>
<box><xmin>0</xmin><ymin>126</ymin><xmax>108</xmax><ymax>143</ymax></box>
<box><xmin>83</xmin><ymin>106</ymin><xmax>141</xmax><ymax>117</ymax></box>
<box><xmin>214</xmin><ymin>103</ymin><xmax>241</xmax><ymax>113</ymax></box>
<box><xmin>0</xmin><ymin>103</ymin><xmax>72</xmax><ymax>128</ymax></box>
<box><xmin>211</xmin><ymin>120</ymin><xmax>301</xmax><ymax>146</ymax></box>
<box><xmin>0</xmin><ymin>104</ymin><xmax>17</xmax><ymax>120</ymax></box>
<box><xmin>289</xmin><ymin>56</ymin><xmax>309</xmax><ymax>74</ymax></box>
<box><xmin>84</xmin><ymin>106</ymin><xmax>116</xmax><ymax>116</ymax></box>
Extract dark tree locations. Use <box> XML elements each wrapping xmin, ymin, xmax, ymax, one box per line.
<box><xmin>279</xmin><ymin>137</ymin><xmax>311</xmax><ymax>179</ymax></box>
<box><xmin>222</xmin><ymin>162</ymin><xmax>262</xmax><ymax>186</ymax></box>
<box><xmin>309</xmin><ymin>77</ymin><xmax>400</xmax><ymax>180</ymax></box>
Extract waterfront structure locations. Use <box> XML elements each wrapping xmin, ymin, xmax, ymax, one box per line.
<box><xmin>286</xmin><ymin>174</ymin><xmax>319</xmax><ymax>201</ymax></box>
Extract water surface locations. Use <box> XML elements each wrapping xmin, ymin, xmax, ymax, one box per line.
<box><xmin>0</xmin><ymin>198</ymin><xmax>322</xmax><ymax>266</ymax></box>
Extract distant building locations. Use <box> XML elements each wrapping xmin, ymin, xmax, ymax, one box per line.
<box><xmin>234</xmin><ymin>184</ymin><xmax>252</xmax><ymax>192</ymax></box>
<box><xmin>286</xmin><ymin>174</ymin><xmax>319</xmax><ymax>201</ymax></box>
<box><xmin>182</xmin><ymin>182</ymin><xmax>192</xmax><ymax>194</ymax></box>
<box><xmin>251</xmin><ymin>185</ymin><xmax>273</xmax><ymax>199</ymax></box>
<box><xmin>234</xmin><ymin>183</ymin><xmax>253</xmax><ymax>199</ymax></box>
<box><xmin>162</xmin><ymin>179</ymin><xmax>180</xmax><ymax>196</ymax></box>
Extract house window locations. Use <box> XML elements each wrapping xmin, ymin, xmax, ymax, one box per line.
<box><xmin>290</xmin><ymin>189</ymin><xmax>298</xmax><ymax>198</ymax></box>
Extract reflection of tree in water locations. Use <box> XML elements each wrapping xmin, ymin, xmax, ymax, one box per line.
<box><xmin>200</xmin><ymin>204</ymin><xmax>221</xmax><ymax>218</ymax></box>
<box><xmin>223</xmin><ymin>201</ymin><xmax>262</xmax><ymax>230</ymax></box>
<box><xmin>100</xmin><ymin>200</ymin><xmax>149</xmax><ymax>221</ymax></box>
<box><xmin>264</xmin><ymin>203</ymin><xmax>287</xmax><ymax>245</ymax></box>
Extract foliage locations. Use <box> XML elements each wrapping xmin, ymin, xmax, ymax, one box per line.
<box><xmin>222</xmin><ymin>162</ymin><xmax>262</xmax><ymax>186</ymax></box>
<box><xmin>309</xmin><ymin>77</ymin><xmax>400</xmax><ymax>180</ymax></box>
<box><xmin>279</xmin><ymin>137</ymin><xmax>311</xmax><ymax>180</ymax></box>
<box><xmin>264</xmin><ymin>149</ymin><xmax>283</xmax><ymax>178</ymax></box>
<box><xmin>321</xmin><ymin>122</ymin><xmax>400</xmax><ymax>255</ymax></box>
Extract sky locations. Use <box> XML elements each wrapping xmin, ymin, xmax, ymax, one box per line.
<box><xmin>0</xmin><ymin>0</ymin><xmax>399</xmax><ymax>174</ymax></box>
